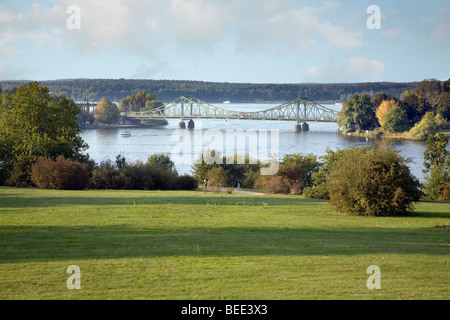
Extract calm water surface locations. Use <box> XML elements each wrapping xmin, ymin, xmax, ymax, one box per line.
<box><xmin>80</xmin><ymin>103</ymin><xmax>430</xmax><ymax>181</ymax></box>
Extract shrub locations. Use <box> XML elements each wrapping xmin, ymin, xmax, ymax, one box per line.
<box><xmin>327</xmin><ymin>145</ymin><xmax>422</xmax><ymax>216</ymax></box>
<box><xmin>255</xmin><ymin>175</ymin><xmax>291</xmax><ymax>194</ymax></box>
<box><xmin>177</xmin><ymin>174</ymin><xmax>198</xmax><ymax>190</ymax></box>
<box><xmin>404</xmin><ymin>112</ymin><xmax>447</xmax><ymax>140</ymax></box>
<box><xmin>439</xmin><ymin>182</ymin><xmax>450</xmax><ymax>200</ymax></box>
<box><xmin>89</xmin><ymin>154</ymin><xmax>197</xmax><ymax>191</ymax></box>
<box><xmin>207</xmin><ymin>166</ymin><xmax>228</xmax><ymax>193</ymax></box>
<box><xmin>31</xmin><ymin>156</ymin><xmax>89</xmax><ymax>190</ymax></box>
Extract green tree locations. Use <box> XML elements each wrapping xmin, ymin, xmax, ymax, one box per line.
<box><xmin>95</xmin><ymin>97</ymin><xmax>120</xmax><ymax>124</ymax></box>
<box><xmin>191</xmin><ymin>151</ymin><xmax>261</xmax><ymax>189</ymax></box>
<box><xmin>415</xmin><ymin>78</ymin><xmax>443</xmax><ymax>105</ymax></box>
<box><xmin>327</xmin><ymin>145</ymin><xmax>422</xmax><ymax>216</ymax></box>
<box><xmin>256</xmin><ymin>153</ymin><xmax>320</xmax><ymax>194</ymax></box>
<box><xmin>436</xmin><ymin>92</ymin><xmax>450</xmax><ymax>120</ymax></box>
<box><xmin>303</xmin><ymin>146</ymin><xmax>372</xmax><ymax>200</ymax></box>
<box><xmin>207</xmin><ymin>166</ymin><xmax>228</xmax><ymax>193</ymax></box>
<box><xmin>400</xmin><ymin>93</ymin><xmax>432</xmax><ymax>125</ymax></box>
<box><xmin>424</xmin><ymin>133</ymin><xmax>450</xmax><ymax>172</ymax></box>
<box><xmin>382</xmin><ymin>107</ymin><xmax>410</xmax><ymax>133</ymax></box>
<box><xmin>119</xmin><ymin>91</ymin><xmax>163</xmax><ymax>112</ymax></box>
<box><xmin>147</xmin><ymin>154</ymin><xmax>176</xmax><ymax>171</ymax></box>
<box><xmin>0</xmin><ymin>82</ymin><xmax>88</xmax><ymax>185</ymax></box>
<box><xmin>422</xmin><ymin>133</ymin><xmax>450</xmax><ymax>200</ymax></box>
<box><xmin>338</xmin><ymin>94</ymin><xmax>376</xmax><ymax>133</ymax></box>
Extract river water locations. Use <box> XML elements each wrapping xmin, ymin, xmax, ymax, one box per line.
<box><xmin>80</xmin><ymin>103</ymin><xmax>430</xmax><ymax>181</ymax></box>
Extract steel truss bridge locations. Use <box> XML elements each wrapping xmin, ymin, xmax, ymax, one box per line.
<box><xmin>125</xmin><ymin>96</ymin><xmax>338</xmax><ymax>130</ymax></box>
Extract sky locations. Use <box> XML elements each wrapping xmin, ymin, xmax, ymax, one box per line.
<box><xmin>0</xmin><ymin>0</ymin><xmax>449</xmax><ymax>83</ymax></box>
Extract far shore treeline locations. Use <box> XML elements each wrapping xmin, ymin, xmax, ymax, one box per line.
<box><xmin>0</xmin><ymin>78</ymin><xmax>420</xmax><ymax>103</ymax></box>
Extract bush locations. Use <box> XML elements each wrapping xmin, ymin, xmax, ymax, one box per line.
<box><xmin>177</xmin><ymin>174</ymin><xmax>198</xmax><ymax>190</ymax></box>
<box><xmin>439</xmin><ymin>182</ymin><xmax>450</xmax><ymax>200</ymax></box>
<box><xmin>89</xmin><ymin>154</ymin><xmax>197</xmax><ymax>190</ymax></box>
<box><xmin>404</xmin><ymin>112</ymin><xmax>447</xmax><ymax>140</ymax></box>
<box><xmin>31</xmin><ymin>156</ymin><xmax>89</xmax><ymax>190</ymax></box>
<box><xmin>255</xmin><ymin>175</ymin><xmax>291</xmax><ymax>194</ymax></box>
<box><xmin>327</xmin><ymin>145</ymin><xmax>422</xmax><ymax>216</ymax></box>
<box><xmin>207</xmin><ymin>166</ymin><xmax>228</xmax><ymax>193</ymax></box>
<box><xmin>255</xmin><ymin>153</ymin><xmax>320</xmax><ymax>195</ymax></box>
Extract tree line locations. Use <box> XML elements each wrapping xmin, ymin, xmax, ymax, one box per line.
<box><xmin>0</xmin><ymin>79</ymin><xmax>419</xmax><ymax>103</ymax></box>
<box><xmin>337</xmin><ymin>78</ymin><xmax>450</xmax><ymax>139</ymax></box>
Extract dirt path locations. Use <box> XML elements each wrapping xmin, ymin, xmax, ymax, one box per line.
<box><xmin>201</xmin><ymin>187</ymin><xmax>264</xmax><ymax>195</ymax></box>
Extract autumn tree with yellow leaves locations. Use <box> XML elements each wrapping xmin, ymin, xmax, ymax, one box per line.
<box><xmin>375</xmin><ymin>99</ymin><xmax>398</xmax><ymax>126</ymax></box>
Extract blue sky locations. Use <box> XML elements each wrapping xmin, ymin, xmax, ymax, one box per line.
<box><xmin>0</xmin><ymin>0</ymin><xmax>449</xmax><ymax>83</ymax></box>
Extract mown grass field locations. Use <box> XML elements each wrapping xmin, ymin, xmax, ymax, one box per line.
<box><xmin>0</xmin><ymin>186</ymin><xmax>448</xmax><ymax>300</ymax></box>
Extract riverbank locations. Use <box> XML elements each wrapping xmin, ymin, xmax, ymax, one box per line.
<box><xmin>340</xmin><ymin>128</ymin><xmax>450</xmax><ymax>141</ymax></box>
<box><xmin>81</xmin><ymin>120</ymin><xmax>169</xmax><ymax>130</ymax></box>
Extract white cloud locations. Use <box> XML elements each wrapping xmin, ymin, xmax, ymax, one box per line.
<box><xmin>381</xmin><ymin>28</ymin><xmax>402</xmax><ymax>37</ymax></box>
<box><xmin>0</xmin><ymin>0</ymin><xmax>363</xmax><ymax>57</ymax></box>
<box><xmin>303</xmin><ymin>57</ymin><xmax>384</xmax><ymax>83</ymax></box>
<box><xmin>431</xmin><ymin>24</ymin><xmax>450</xmax><ymax>41</ymax></box>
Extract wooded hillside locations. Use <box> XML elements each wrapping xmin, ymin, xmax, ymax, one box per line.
<box><xmin>0</xmin><ymin>79</ymin><xmax>418</xmax><ymax>103</ymax></box>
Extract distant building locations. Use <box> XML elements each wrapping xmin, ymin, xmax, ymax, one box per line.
<box><xmin>76</xmin><ymin>101</ymin><xmax>97</xmax><ymax>114</ymax></box>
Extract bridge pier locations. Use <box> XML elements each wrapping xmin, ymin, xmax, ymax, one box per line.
<box><xmin>294</xmin><ymin>122</ymin><xmax>310</xmax><ymax>132</ymax></box>
<box><xmin>178</xmin><ymin>121</ymin><xmax>186</xmax><ymax>129</ymax></box>
<box><xmin>187</xmin><ymin>119</ymin><xmax>195</xmax><ymax>129</ymax></box>
<box><xmin>302</xmin><ymin>122</ymin><xmax>309</xmax><ymax>131</ymax></box>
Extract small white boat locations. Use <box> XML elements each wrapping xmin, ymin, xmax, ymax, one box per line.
<box><xmin>119</xmin><ymin>130</ymin><xmax>131</xmax><ymax>137</ymax></box>
<box><xmin>223</xmin><ymin>100</ymin><xmax>231</xmax><ymax>104</ymax></box>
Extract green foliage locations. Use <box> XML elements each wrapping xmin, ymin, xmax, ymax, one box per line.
<box><xmin>0</xmin><ymin>79</ymin><xmax>418</xmax><ymax>104</ymax></box>
<box><xmin>255</xmin><ymin>175</ymin><xmax>291</xmax><ymax>194</ymax></box>
<box><xmin>436</xmin><ymin>92</ymin><xmax>450</xmax><ymax>120</ymax></box>
<box><xmin>424</xmin><ymin>133</ymin><xmax>450</xmax><ymax>172</ymax></box>
<box><xmin>327</xmin><ymin>145</ymin><xmax>422</xmax><ymax>216</ymax></box>
<box><xmin>191</xmin><ymin>151</ymin><xmax>261</xmax><ymax>189</ymax></box>
<box><xmin>400</xmin><ymin>93</ymin><xmax>432</xmax><ymax>125</ymax></box>
<box><xmin>337</xmin><ymin>94</ymin><xmax>376</xmax><ymax>133</ymax></box>
<box><xmin>31</xmin><ymin>156</ymin><xmax>89</xmax><ymax>190</ymax></box>
<box><xmin>119</xmin><ymin>91</ymin><xmax>163</xmax><ymax>112</ymax></box>
<box><xmin>0</xmin><ymin>82</ymin><xmax>88</xmax><ymax>185</ymax></box>
<box><xmin>147</xmin><ymin>154</ymin><xmax>176</xmax><ymax>171</ymax></box>
<box><xmin>89</xmin><ymin>154</ymin><xmax>196</xmax><ymax>191</ymax></box>
<box><xmin>422</xmin><ymin>133</ymin><xmax>450</xmax><ymax>200</ymax></box>
<box><xmin>256</xmin><ymin>153</ymin><xmax>320</xmax><ymax>195</ymax></box>
<box><xmin>382</xmin><ymin>107</ymin><xmax>410</xmax><ymax>133</ymax></box>
<box><xmin>415</xmin><ymin>78</ymin><xmax>443</xmax><ymax>105</ymax></box>
<box><xmin>404</xmin><ymin>112</ymin><xmax>447</xmax><ymax>140</ymax></box>
<box><xmin>423</xmin><ymin>166</ymin><xmax>449</xmax><ymax>200</ymax></box>
<box><xmin>206</xmin><ymin>166</ymin><xmax>228</xmax><ymax>193</ymax></box>
<box><xmin>303</xmin><ymin>147</ymin><xmax>372</xmax><ymax>200</ymax></box>
<box><xmin>94</xmin><ymin>97</ymin><xmax>120</xmax><ymax>124</ymax></box>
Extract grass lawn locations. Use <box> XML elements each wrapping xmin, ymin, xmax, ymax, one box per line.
<box><xmin>0</xmin><ymin>186</ymin><xmax>448</xmax><ymax>300</ymax></box>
